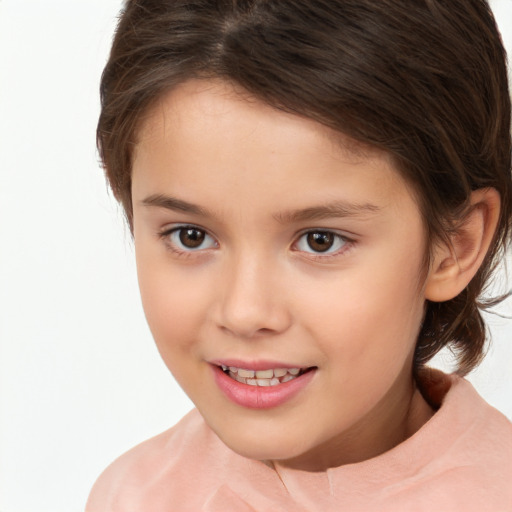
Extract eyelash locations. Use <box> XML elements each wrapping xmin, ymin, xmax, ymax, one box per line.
<box><xmin>158</xmin><ymin>225</ymin><xmax>353</xmax><ymax>260</ymax></box>
<box><xmin>292</xmin><ymin>230</ymin><xmax>352</xmax><ymax>260</ymax></box>
<box><xmin>158</xmin><ymin>225</ymin><xmax>218</xmax><ymax>256</ymax></box>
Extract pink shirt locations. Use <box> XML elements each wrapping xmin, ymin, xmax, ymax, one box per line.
<box><xmin>86</xmin><ymin>372</ymin><xmax>512</xmax><ymax>511</ymax></box>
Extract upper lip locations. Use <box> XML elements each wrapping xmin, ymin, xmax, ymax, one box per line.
<box><xmin>210</xmin><ymin>359</ymin><xmax>312</xmax><ymax>371</ymax></box>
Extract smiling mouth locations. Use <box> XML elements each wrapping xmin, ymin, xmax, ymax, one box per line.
<box><xmin>219</xmin><ymin>365</ymin><xmax>315</xmax><ymax>387</ymax></box>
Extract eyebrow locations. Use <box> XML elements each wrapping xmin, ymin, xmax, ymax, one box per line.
<box><xmin>141</xmin><ymin>194</ymin><xmax>212</xmax><ymax>217</ymax></box>
<box><xmin>141</xmin><ymin>193</ymin><xmax>381</xmax><ymax>223</ymax></box>
<box><xmin>273</xmin><ymin>201</ymin><xmax>381</xmax><ymax>224</ymax></box>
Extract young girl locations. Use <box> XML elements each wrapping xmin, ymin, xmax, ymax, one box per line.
<box><xmin>86</xmin><ymin>0</ymin><xmax>512</xmax><ymax>510</ymax></box>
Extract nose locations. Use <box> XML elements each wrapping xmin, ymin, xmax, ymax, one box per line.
<box><xmin>216</xmin><ymin>254</ymin><xmax>292</xmax><ymax>339</ymax></box>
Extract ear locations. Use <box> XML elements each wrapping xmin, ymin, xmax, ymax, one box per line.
<box><xmin>425</xmin><ymin>188</ymin><xmax>500</xmax><ymax>302</ymax></box>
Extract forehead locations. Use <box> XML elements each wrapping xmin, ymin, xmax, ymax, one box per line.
<box><xmin>136</xmin><ymin>79</ymin><xmax>384</xmax><ymax>162</ymax></box>
<box><xmin>132</xmin><ymin>79</ymin><xmax>418</xmax><ymax>217</ymax></box>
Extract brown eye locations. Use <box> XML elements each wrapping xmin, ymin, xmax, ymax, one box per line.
<box><xmin>295</xmin><ymin>230</ymin><xmax>347</xmax><ymax>255</ymax></box>
<box><xmin>165</xmin><ymin>226</ymin><xmax>217</xmax><ymax>252</ymax></box>
<box><xmin>306</xmin><ymin>232</ymin><xmax>334</xmax><ymax>252</ymax></box>
<box><xmin>179</xmin><ymin>228</ymin><xmax>206</xmax><ymax>248</ymax></box>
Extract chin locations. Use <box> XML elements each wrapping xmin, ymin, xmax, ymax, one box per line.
<box><xmin>213</xmin><ymin>423</ymin><xmax>310</xmax><ymax>463</ymax></box>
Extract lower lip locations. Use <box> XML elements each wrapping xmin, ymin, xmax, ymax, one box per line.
<box><xmin>211</xmin><ymin>365</ymin><xmax>316</xmax><ymax>409</ymax></box>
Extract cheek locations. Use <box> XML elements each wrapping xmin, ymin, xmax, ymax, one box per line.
<box><xmin>299</xmin><ymin>253</ymin><xmax>425</xmax><ymax>365</ymax></box>
<box><xmin>135</xmin><ymin>252</ymin><xmax>210</xmax><ymax>358</ymax></box>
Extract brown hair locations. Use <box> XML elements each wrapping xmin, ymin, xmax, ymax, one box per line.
<box><xmin>98</xmin><ymin>0</ymin><xmax>511</xmax><ymax>375</ymax></box>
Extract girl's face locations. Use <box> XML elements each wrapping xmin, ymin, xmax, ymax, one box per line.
<box><xmin>132</xmin><ymin>79</ymin><xmax>433</xmax><ymax>470</ymax></box>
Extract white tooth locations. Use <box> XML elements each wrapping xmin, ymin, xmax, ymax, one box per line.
<box><xmin>282</xmin><ymin>374</ymin><xmax>296</xmax><ymax>383</ymax></box>
<box><xmin>229</xmin><ymin>367</ymin><xmax>238</xmax><ymax>373</ymax></box>
<box><xmin>288</xmin><ymin>368</ymin><xmax>300</xmax><ymax>376</ymax></box>
<box><xmin>257</xmin><ymin>378</ymin><xmax>272</xmax><ymax>386</ymax></box>
<box><xmin>246</xmin><ymin>378</ymin><xmax>258</xmax><ymax>386</ymax></box>
<box><xmin>221</xmin><ymin>365</ymin><xmax>228</xmax><ymax>371</ymax></box>
<box><xmin>235</xmin><ymin>375</ymin><xmax>247</xmax><ymax>384</ymax></box>
<box><xmin>255</xmin><ymin>369</ymin><xmax>274</xmax><ymax>379</ymax></box>
<box><xmin>238</xmin><ymin>369</ymin><xmax>255</xmax><ymax>378</ymax></box>
<box><xmin>273</xmin><ymin>368</ymin><xmax>287</xmax><ymax>378</ymax></box>
<box><xmin>270</xmin><ymin>378</ymin><xmax>280</xmax><ymax>386</ymax></box>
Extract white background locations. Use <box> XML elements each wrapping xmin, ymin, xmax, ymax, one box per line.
<box><xmin>0</xmin><ymin>1</ymin><xmax>511</xmax><ymax>511</ymax></box>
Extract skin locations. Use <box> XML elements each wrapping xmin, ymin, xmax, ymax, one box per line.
<box><xmin>131</xmin><ymin>79</ymin><xmax>440</xmax><ymax>472</ymax></box>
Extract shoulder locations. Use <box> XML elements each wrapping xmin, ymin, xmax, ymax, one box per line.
<box><xmin>441</xmin><ymin>372</ymin><xmax>512</xmax><ymax>443</ymax></box>
<box><xmin>86</xmin><ymin>409</ymin><xmax>225</xmax><ymax>512</ymax></box>
<box><xmin>419</xmin><ymin>369</ymin><xmax>512</xmax><ymax>435</ymax></box>
<box><xmin>358</xmin><ymin>371</ymin><xmax>512</xmax><ymax>511</ymax></box>
<box><xmin>411</xmin><ymin>371</ymin><xmax>512</xmax><ymax>508</ymax></box>
<box><xmin>423</xmin><ymin>370</ymin><xmax>512</xmax><ymax>462</ymax></box>
<box><xmin>452</xmin><ymin>374</ymin><xmax>512</xmax><ymax>463</ymax></box>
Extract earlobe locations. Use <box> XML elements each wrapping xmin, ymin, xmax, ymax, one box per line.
<box><xmin>425</xmin><ymin>188</ymin><xmax>500</xmax><ymax>303</ymax></box>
